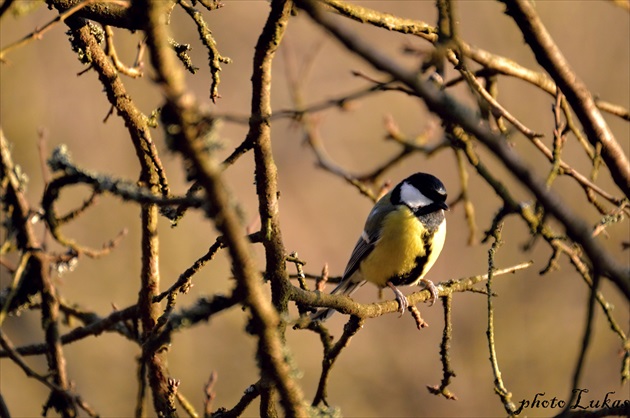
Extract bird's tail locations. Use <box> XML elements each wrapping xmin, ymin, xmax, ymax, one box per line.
<box><xmin>310</xmin><ymin>279</ymin><xmax>363</xmax><ymax>322</ymax></box>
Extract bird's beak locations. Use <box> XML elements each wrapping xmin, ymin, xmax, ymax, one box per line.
<box><xmin>438</xmin><ymin>201</ymin><xmax>449</xmax><ymax>211</ymax></box>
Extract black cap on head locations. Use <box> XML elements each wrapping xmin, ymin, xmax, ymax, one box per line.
<box><xmin>391</xmin><ymin>172</ymin><xmax>448</xmax><ymax>210</ymax></box>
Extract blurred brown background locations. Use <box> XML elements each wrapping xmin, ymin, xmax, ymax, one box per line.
<box><xmin>1</xmin><ymin>1</ymin><xmax>629</xmax><ymax>417</ymax></box>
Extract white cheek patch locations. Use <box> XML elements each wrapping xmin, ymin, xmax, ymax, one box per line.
<box><xmin>400</xmin><ymin>182</ymin><xmax>433</xmax><ymax>209</ymax></box>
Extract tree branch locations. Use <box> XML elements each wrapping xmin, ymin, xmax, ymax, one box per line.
<box><xmin>500</xmin><ymin>0</ymin><xmax>630</xmax><ymax>198</ymax></box>
<box><xmin>46</xmin><ymin>0</ymin><xmax>142</xmax><ymax>30</ymax></box>
<box><xmin>295</xmin><ymin>0</ymin><xmax>630</xmax><ymax>300</ymax></box>
<box><xmin>138</xmin><ymin>0</ymin><xmax>309</xmax><ymax>415</ymax></box>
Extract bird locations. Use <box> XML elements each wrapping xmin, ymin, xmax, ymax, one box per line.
<box><xmin>311</xmin><ymin>172</ymin><xmax>448</xmax><ymax>321</ymax></box>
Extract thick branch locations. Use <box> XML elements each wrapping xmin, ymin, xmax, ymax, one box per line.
<box><xmin>69</xmin><ymin>21</ymin><xmax>169</xmax><ymax>193</ymax></box>
<box><xmin>500</xmin><ymin>0</ymin><xmax>630</xmax><ymax>197</ymax></box>
<box><xmin>295</xmin><ymin>0</ymin><xmax>630</xmax><ymax>299</ymax></box>
<box><xmin>68</xmin><ymin>17</ymin><xmax>176</xmax><ymax>417</ymax></box>
<box><xmin>46</xmin><ymin>0</ymin><xmax>143</xmax><ymax>30</ymax></box>
<box><xmin>293</xmin><ymin>262</ymin><xmax>533</xmax><ymax>319</ymax></box>
<box><xmin>138</xmin><ymin>202</ymin><xmax>176</xmax><ymax>416</ymax></box>
<box><xmin>243</xmin><ymin>1</ymin><xmax>308</xmax><ymax>414</ymax></box>
<box><xmin>139</xmin><ymin>0</ymin><xmax>308</xmax><ymax>415</ymax></box>
<box><xmin>246</xmin><ymin>0</ymin><xmax>292</xmax><ymax>318</ymax></box>
<box><xmin>38</xmin><ymin>253</ymin><xmax>78</xmax><ymax>417</ymax></box>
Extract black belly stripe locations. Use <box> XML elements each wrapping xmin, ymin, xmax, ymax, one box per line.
<box><xmin>387</xmin><ymin>209</ymin><xmax>443</xmax><ymax>287</ymax></box>
<box><xmin>389</xmin><ymin>241</ymin><xmax>433</xmax><ymax>286</ymax></box>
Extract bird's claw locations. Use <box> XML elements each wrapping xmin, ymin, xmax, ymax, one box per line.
<box><xmin>420</xmin><ymin>279</ymin><xmax>439</xmax><ymax>306</ymax></box>
<box><xmin>387</xmin><ymin>281</ymin><xmax>408</xmax><ymax>317</ymax></box>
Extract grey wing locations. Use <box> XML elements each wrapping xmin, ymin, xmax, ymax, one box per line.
<box><xmin>341</xmin><ymin>202</ymin><xmax>388</xmax><ymax>281</ymax></box>
<box><xmin>319</xmin><ymin>233</ymin><xmax>375</xmax><ymax>300</ymax></box>
<box><xmin>340</xmin><ymin>234</ymin><xmax>375</xmax><ymax>282</ymax></box>
<box><xmin>321</xmin><ymin>234</ymin><xmax>374</xmax><ymax>297</ymax></box>
<box><xmin>310</xmin><ymin>236</ymin><xmax>375</xmax><ymax>322</ymax></box>
<box><xmin>310</xmin><ymin>204</ymin><xmax>388</xmax><ymax>321</ymax></box>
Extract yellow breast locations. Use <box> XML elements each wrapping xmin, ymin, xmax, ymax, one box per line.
<box><xmin>359</xmin><ymin>207</ymin><xmax>428</xmax><ymax>288</ymax></box>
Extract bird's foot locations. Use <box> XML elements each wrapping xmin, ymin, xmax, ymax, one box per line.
<box><xmin>419</xmin><ymin>278</ymin><xmax>439</xmax><ymax>306</ymax></box>
<box><xmin>387</xmin><ymin>281</ymin><xmax>408</xmax><ymax>317</ymax></box>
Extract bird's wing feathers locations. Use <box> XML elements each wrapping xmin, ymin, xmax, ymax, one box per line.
<box><xmin>340</xmin><ymin>235</ymin><xmax>374</xmax><ymax>283</ymax></box>
<box><xmin>311</xmin><ymin>224</ymin><xmax>380</xmax><ymax>322</ymax></box>
<box><xmin>340</xmin><ymin>199</ymin><xmax>391</xmax><ymax>282</ymax></box>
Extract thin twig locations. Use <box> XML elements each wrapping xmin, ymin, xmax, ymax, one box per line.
<box><xmin>321</xmin><ymin>0</ymin><xmax>628</xmax><ymax>123</ymax></box>
<box><xmin>0</xmin><ymin>252</ymin><xmax>30</xmax><ymax>326</ymax></box>
<box><xmin>501</xmin><ymin>0</ymin><xmax>630</xmax><ymax>197</ymax></box>
<box><xmin>312</xmin><ymin>315</ymin><xmax>364</xmax><ymax>406</ymax></box>
<box><xmin>104</xmin><ymin>25</ymin><xmax>144</xmax><ymax>78</ymax></box>
<box><xmin>0</xmin><ymin>329</ymin><xmax>99</xmax><ymax>417</ymax></box>
<box><xmin>454</xmin><ymin>147</ymin><xmax>477</xmax><ymax>245</ymax></box>
<box><xmin>203</xmin><ymin>371</ymin><xmax>218</xmax><ymax>416</ymax></box>
<box><xmin>153</xmin><ymin>238</ymin><xmax>224</xmax><ymax>303</ymax></box>
<box><xmin>177</xmin><ymin>0</ymin><xmax>231</xmax><ymax>101</ymax></box>
<box><xmin>457</xmin><ymin>65</ymin><xmax>544</xmax><ymax>139</ymax></box>
<box><xmin>561</xmin><ymin>275</ymin><xmax>601</xmax><ymax>416</ymax></box>
<box><xmin>485</xmin><ymin>220</ymin><xmax>516</xmax><ymax>416</ymax></box>
<box><xmin>297</xmin><ymin>0</ymin><xmax>630</xmax><ymax>296</ymax></box>
<box><xmin>140</xmin><ymin>0</ymin><xmax>309</xmax><ymax>413</ymax></box>
<box><xmin>0</xmin><ymin>0</ymin><xmax>128</xmax><ymax>61</ymax></box>
<box><xmin>214</xmin><ymin>382</ymin><xmax>261</xmax><ymax>418</ymax></box>
<box><xmin>427</xmin><ymin>294</ymin><xmax>457</xmax><ymax>400</ymax></box>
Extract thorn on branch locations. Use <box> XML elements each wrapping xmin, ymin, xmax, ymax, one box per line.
<box><xmin>316</xmin><ymin>263</ymin><xmax>329</xmax><ymax>292</ymax></box>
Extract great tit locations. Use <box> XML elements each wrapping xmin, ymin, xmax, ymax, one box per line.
<box><xmin>312</xmin><ymin>172</ymin><xmax>448</xmax><ymax>321</ymax></box>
